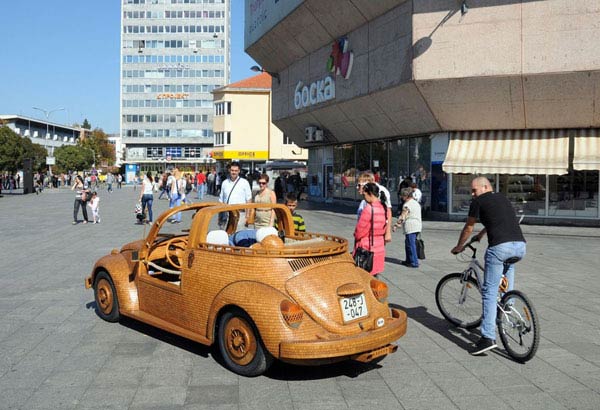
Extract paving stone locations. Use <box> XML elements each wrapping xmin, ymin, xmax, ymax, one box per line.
<box><xmin>76</xmin><ymin>386</ymin><xmax>137</xmax><ymax>410</ymax></box>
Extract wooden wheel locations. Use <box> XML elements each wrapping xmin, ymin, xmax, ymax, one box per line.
<box><xmin>217</xmin><ymin>309</ymin><xmax>273</xmax><ymax>376</ymax></box>
<box><xmin>165</xmin><ymin>237</ymin><xmax>188</xmax><ymax>269</ymax></box>
<box><xmin>94</xmin><ymin>271</ymin><xmax>120</xmax><ymax>322</ymax></box>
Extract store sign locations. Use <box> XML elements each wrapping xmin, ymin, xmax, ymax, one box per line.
<box><xmin>326</xmin><ymin>37</ymin><xmax>353</xmax><ymax>79</ymax></box>
<box><xmin>294</xmin><ymin>76</ymin><xmax>335</xmax><ymax>110</ymax></box>
<box><xmin>127</xmin><ymin>147</ymin><xmax>145</xmax><ymax>160</ymax></box>
<box><xmin>157</xmin><ymin>93</ymin><xmax>189</xmax><ymax>100</ymax></box>
<box><xmin>212</xmin><ymin>150</ymin><xmax>269</xmax><ymax>160</ymax></box>
<box><xmin>293</xmin><ymin>37</ymin><xmax>353</xmax><ymax>111</ymax></box>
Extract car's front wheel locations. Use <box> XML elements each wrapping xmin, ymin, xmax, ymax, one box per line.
<box><xmin>94</xmin><ymin>271</ymin><xmax>120</xmax><ymax>322</ymax></box>
<box><xmin>217</xmin><ymin>308</ymin><xmax>273</xmax><ymax>377</ymax></box>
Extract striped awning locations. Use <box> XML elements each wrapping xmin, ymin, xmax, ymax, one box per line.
<box><xmin>573</xmin><ymin>129</ymin><xmax>600</xmax><ymax>171</ymax></box>
<box><xmin>443</xmin><ymin>129</ymin><xmax>569</xmax><ymax>175</ymax></box>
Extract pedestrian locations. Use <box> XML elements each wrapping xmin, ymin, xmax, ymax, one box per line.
<box><xmin>88</xmin><ymin>191</ymin><xmax>101</xmax><ymax>224</ymax></box>
<box><xmin>117</xmin><ymin>174</ymin><xmax>123</xmax><ymax>189</ymax></box>
<box><xmin>195</xmin><ymin>170</ymin><xmax>206</xmax><ymax>200</ymax></box>
<box><xmin>411</xmin><ymin>182</ymin><xmax>422</xmax><ymax>204</ymax></box>
<box><xmin>353</xmin><ymin>182</ymin><xmax>388</xmax><ymax>277</ymax></box>
<box><xmin>207</xmin><ymin>169</ymin><xmax>216</xmax><ymax>195</ymax></box>
<box><xmin>183</xmin><ymin>173</ymin><xmax>193</xmax><ymax>204</ymax></box>
<box><xmin>106</xmin><ymin>173</ymin><xmax>114</xmax><ymax>193</ymax></box>
<box><xmin>249</xmin><ymin>173</ymin><xmax>276</xmax><ymax>228</ymax></box>
<box><xmin>393</xmin><ymin>187</ymin><xmax>422</xmax><ymax>268</ymax></box>
<box><xmin>451</xmin><ymin>176</ymin><xmax>526</xmax><ymax>355</ymax></box>
<box><xmin>158</xmin><ymin>171</ymin><xmax>170</xmax><ymax>200</ymax></box>
<box><xmin>71</xmin><ymin>175</ymin><xmax>89</xmax><ymax>224</ymax></box>
<box><xmin>138</xmin><ymin>171</ymin><xmax>155</xmax><ymax>224</ymax></box>
<box><xmin>356</xmin><ymin>171</ymin><xmax>392</xmax><ymax>243</ymax></box>
<box><xmin>169</xmin><ymin>169</ymin><xmax>184</xmax><ymax>223</ymax></box>
<box><xmin>285</xmin><ymin>192</ymin><xmax>306</xmax><ymax>232</ymax></box>
<box><xmin>218</xmin><ymin>162</ymin><xmax>252</xmax><ymax>230</ymax></box>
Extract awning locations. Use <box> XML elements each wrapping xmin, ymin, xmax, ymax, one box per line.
<box><xmin>573</xmin><ymin>129</ymin><xmax>600</xmax><ymax>171</ymax></box>
<box><xmin>443</xmin><ymin>129</ymin><xmax>569</xmax><ymax>175</ymax></box>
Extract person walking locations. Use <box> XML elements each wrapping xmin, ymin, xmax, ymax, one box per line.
<box><xmin>106</xmin><ymin>173</ymin><xmax>114</xmax><ymax>193</ymax></box>
<box><xmin>353</xmin><ymin>183</ymin><xmax>388</xmax><ymax>277</ymax></box>
<box><xmin>218</xmin><ymin>162</ymin><xmax>252</xmax><ymax>230</ymax></box>
<box><xmin>195</xmin><ymin>170</ymin><xmax>206</xmax><ymax>200</ymax></box>
<box><xmin>139</xmin><ymin>171</ymin><xmax>155</xmax><ymax>224</ymax></box>
<box><xmin>249</xmin><ymin>173</ymin><xmax>276</xmax><ymax>228</ymax></box>
<box><xmin>393</xmin><ymin>187</ymin><xmax>422</xmax><ymax>268</ymax></box>
<box><xmin>169</xmin><ymin>169</ymin><xmax>184</xmax><ymax>223</ymax></box>
<box><xmin>356</xmin><ymin>171</ymin><xmax>392</xmax><ymax>243</ymax></box>
<box><xmin>71</xmin><ymin>175</ymin><xmax>89</xmax><ymax>224</ymax></box>
<box><xmin>451</xmin><ymin>176</ymin><xmax>526</xmax><ymax>355</ymax></box>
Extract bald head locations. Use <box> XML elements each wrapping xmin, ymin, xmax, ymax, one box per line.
<box><xmin>471</xmin><ymin>176</ymin><xmax>492</xmax><ymax>197</ymax></box>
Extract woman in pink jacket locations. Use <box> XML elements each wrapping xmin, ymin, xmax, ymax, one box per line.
<box><xmin>354</xmin><ymin>182</ymin><xmax>388</xmax><ymax>276</ymax></box>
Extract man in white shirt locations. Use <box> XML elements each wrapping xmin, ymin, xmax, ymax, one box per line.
<box><xmin>218</xmin><ymin>162</ymin><xmax>252</xmax><ymax>229</ymax></box>
<box><xmin>411</xmin><ymin>183</ymin><xmax>423</xmax><ymax>204</ymax></box>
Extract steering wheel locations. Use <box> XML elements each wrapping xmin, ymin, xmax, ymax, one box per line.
<box><xmin>165</xmin><ymin>237</ymin><xmax>188</xmax><ymax>269</ymax></box>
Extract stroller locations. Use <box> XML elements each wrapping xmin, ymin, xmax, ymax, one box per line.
<box><xmin>135</xmin><ymin>203</ymin><xmax>145</xmax><ymax>224</ymax></box>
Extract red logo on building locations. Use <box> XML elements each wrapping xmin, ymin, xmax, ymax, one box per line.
<box><xmin>326</xmin><ymin>37</ymin><xmax>353</xmax><ymax>80</ymax></box>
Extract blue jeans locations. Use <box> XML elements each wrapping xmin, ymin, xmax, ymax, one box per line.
<box><xmin>169</xmin><ymin>193</ymin><xmax>182</xmax><ymax>221</ymax></box>
<box><xmin>404</xmin><ymin>232</ymin><xmax>419</xmax><ymax>267</ymax></box>
<box><xmin>141</xmin><ymin>194</ymin><xmax>153</xmax><ymax>222</ymax></box>
<box><xmin>481</xmin><ymin>241</ymin><xmax>527</xmax><ymax>340</ymax></box>
<box><xmin>197</xmin><ymin>183</ymin><xmax>206</xmax><ymax>200</ymax></box>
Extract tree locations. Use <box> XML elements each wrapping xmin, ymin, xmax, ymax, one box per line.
<box><xmin>54</xmin><ymin>145</ymin><xmax>93</xmax><ymax>173</ymax></box>
<box><xmin>0</xmin><ymin>126</ymin><xmax>47</xmax><ymax>172</ymax></box>
<box><xmin>82</xmin><ymin>119</ymin><xmax>91</xmax><ymax>130</ymax></box>
<box><xmin>79</xmin><ymin>128</ymin><xmax>115</xmax><ymax>167</ymax></box>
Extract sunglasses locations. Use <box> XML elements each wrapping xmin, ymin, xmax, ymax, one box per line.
<box><xmin>258</xmin><ymin>181</ymin><xmax>267</xmax><ymax>185</ymax></box>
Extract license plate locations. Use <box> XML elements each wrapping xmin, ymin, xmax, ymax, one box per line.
<box><xmin>340</xmin><ymin>294</ymin><xmax>368</xmax><ymax>322</ymax></box>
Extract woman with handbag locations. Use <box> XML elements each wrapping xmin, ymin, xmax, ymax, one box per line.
<box><xmin>353</xmin><ymin>182</ymin><xmax>388</xmax><ymax>276</ymax></box>
<box><xmin>248</xmin><ymin>174</ymin><xmax>276</xmax><ymax>228</ymax></box>
<box><xmin>71</xmin><ymin>175</ymin><xmax>90</xmax><ymax>224</ymax></box>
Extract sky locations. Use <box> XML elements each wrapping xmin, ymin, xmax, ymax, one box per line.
<box><xmin>0</xmin><ymin>0</ymin><xmax>257</xmax><ymax>134</ymax></box>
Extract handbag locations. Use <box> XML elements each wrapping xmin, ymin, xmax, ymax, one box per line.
<box><xmin>354</xmin><ymin>206</ymin><xmax>374</xmax><ymax>272</ymax></box>
<box><xmin>416</xmin><ymin>232</ymin><xmax>426</xmax><ymax>260</ymax></box>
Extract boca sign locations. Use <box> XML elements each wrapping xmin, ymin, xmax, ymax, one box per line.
<box><xmin>293</xmin><ymin>37</ymin><xmax>353</xmax><ymax>111</ymax></box>
<box><xmin>294</xmin><ymin>76</ymin><xmax>335</xmax><ymax>110</ymax></box>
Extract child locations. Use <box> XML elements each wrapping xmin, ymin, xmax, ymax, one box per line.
<box><xmin>89</xmin><ymin>191</ymin><xmax>101</xmax><ymax>224</ymax></box>
<box><xmin>285</xmin><ymin>192</ymin><xmax>306</xmax><ymax>232</ymax></box>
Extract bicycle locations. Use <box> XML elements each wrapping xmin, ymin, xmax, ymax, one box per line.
<box><xmin>435</xmin><ymin>237</ymin><xmax>540</xmax><ymax>362</ymax></box>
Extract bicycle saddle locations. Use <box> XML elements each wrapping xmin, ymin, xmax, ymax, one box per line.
<box><xmin>504</xmin><ymin>256</ymin><xmax>521</xmax><ymax>265</ymax></box>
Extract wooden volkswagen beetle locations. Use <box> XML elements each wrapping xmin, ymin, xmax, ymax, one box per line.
<box><xmin>85</xmin><ymin>202</ymin><xmax>407</xmax><ymax>376</ymax></box>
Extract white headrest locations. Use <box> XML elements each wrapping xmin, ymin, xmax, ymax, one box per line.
<box><xmin>206</xmin><ymin>230</ymin><xmax>229</xmax><ymax>245</ymax></box>
<box><xmin>256</xmin><ymin>227</ymin><xmax>278</xmax><ymax>243</ymax></box>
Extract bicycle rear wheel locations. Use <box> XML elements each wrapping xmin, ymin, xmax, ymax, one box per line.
<box><xmin>497</xmin><ymin>290</ymin><xmax>540</xmax><ymax>362</ymax></box>
<box><xmin>435</xmin><ymin>272</ymin><xmax>483</xmax><ymax>329</ymax></box>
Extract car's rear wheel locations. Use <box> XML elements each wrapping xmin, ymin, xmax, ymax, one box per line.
<box><xmin>94</xmin><ymin>271</ymin><xmax>120</xmax><ymax>322</ymax></box>
<box><xmin>217</xmin><ymin>308</ymin><xmax>273</xmax><ymax>377</ymax></box>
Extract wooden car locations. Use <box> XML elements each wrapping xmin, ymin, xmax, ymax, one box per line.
<box><xmin>85</xmin><ymin>202</ymin><xmax>407</xmax><ymax>376</ymax></box>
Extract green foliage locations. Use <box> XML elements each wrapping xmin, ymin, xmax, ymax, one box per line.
<box><xmin>0</xmin><ymin>126</ymin><xmax>47</xmax><ymax>172</ymax></box>
<box><xmin>79</xmin><ymin>128</ymin><xmax>115</xmax><ymax>167</ymax></box>
<box><xmin>54</xmin><ymin>145</ymin><xmax>94</xmax><ymax>173</ymax></box>
<box><xmin>82</xmin><ymin>119</ymin><xmax>91</xmax><ymax>130</ymax></box>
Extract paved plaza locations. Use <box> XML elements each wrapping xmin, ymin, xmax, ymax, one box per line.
<box><xmin>0</xmin><ymin>186</ymin><xmax>599</xmax><ymax>410</ymax></box>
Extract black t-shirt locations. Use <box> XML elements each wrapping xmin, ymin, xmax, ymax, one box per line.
<box><xmin>468</xmin><ymin>192</ymin><xmax>525</xmax><ymax>247</ymax></box>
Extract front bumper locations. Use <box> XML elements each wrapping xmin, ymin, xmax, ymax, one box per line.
<box><xmin>279</xmin><ymin>308</ymin><xmax>407</xmax><ymax>360</ymax></box>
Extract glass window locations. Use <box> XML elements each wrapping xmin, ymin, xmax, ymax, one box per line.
<box><xmin>333</xmin><ymin>144</ymin><xmax>356</xmax><ymax>201</ymax></box>
<box><xmin>499</xmin><ymin>175</ymin><xmax>546</xmax><ymax>216</ymax></box>
<box><xmin>548</xmin><ymin>171</ymin><xmax>598</xmax><ymax>218</ymax></box>
<box><xmin>451</xmin><ymin>174</ymin><xmax>496</xmax><ymax>213</ymax></box>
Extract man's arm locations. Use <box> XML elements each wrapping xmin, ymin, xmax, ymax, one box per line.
<box><xmin>384</xmin><ymin>207</ymin><xmax>392</xmax><ymax>243</ymax></box>
<box><xmin>451</xmin><ymin>216</ymin><xmax>478</xmax><ymax>254</ymax></box>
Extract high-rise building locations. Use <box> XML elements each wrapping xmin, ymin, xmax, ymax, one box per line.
<box><xmin>120</xmin><ymin>0</ymin><xmax>229</xmax><ymax>177</ymax></box>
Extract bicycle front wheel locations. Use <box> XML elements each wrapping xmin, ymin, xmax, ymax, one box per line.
<box><xmin>497</xmin><ymin>290</ymin><xmax>540</xmax><ymax>362</ymax></box>
<box><xmin>435</xmin><ymin>272</ymin><xmax>483</xmax><ymax>329</ymax></box>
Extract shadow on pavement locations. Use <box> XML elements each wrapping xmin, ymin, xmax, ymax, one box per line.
<box><xmin>265</xmin><ymin>358</ymin><xmax>382</xmax><ymax>381</ymax></box>
<box><xmin>390</xmin><ymin>303</ymin><xmax>477</xmax><ymax>351</ymax></box>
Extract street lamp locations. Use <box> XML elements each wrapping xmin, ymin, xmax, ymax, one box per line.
<box><xmin>32</xmin><ymin>106</ymin><xmax>65</xmax><ymax>175</ymax></box>
<box><xmin>250</xmin><ymin>65</ymin><xmax>280</xmax><ymax>85</ymax></box>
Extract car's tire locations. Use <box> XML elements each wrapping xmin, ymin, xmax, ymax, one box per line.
<box><xmin>94</xmin><ymin>271</ymin><xmax>120</xmax><ymax>322</ymax></box>
<box><xmin>217</xmin><ymin>308</ymin><xmax>273</xmax><ymax>377</ymax></box>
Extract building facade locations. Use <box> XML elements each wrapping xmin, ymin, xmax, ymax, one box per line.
<box><xmin>245</xmin><ymin>0</ymin><xmax>600</xmax><ymax>225</ymax></box>
<box><xmin>120</xmin><ymin>0</ymin><xmax>230</xmax><ymax>175</ymax></box>
<box><xmin>0</xmin><ymin>115</ymin><xmax>82</xmax><ymax>155</ymax></box>
<box><xmin>211</xmin><ymin>72</ymin><xmax>308</xmax><ymax>172</ymax></box>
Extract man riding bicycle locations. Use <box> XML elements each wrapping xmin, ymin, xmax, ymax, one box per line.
<box><xmin>451</xmin><ymin>176</ymin><xmax>526</xmax><ymax>355</ymax></box>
